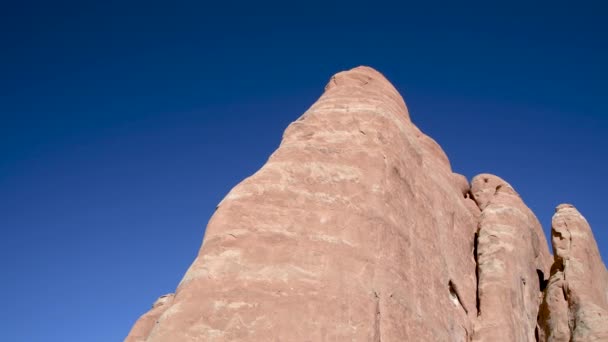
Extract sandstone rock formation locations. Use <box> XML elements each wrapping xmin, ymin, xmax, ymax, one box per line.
<box><xmin>471</xmin><ymin>174</ymin><xmax>552</xmax><ymax>341</ymax></box>
<box><xmin>126</xmin><ymin>66</ymin><xmax>607</xmax><ymax>341</ymax></box>
<box><xmin>538</xmin><ymin>205</ymin><xmax>608</xmax><ymax>341</ymax></box>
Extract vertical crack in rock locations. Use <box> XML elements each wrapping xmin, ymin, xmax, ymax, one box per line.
<box><xmin>536</xmin><ymin>270</ymin><xmax>547</xmax><ymax>292</ymax></box>
<box><xmin>373</xmin><ymin>291</ymin><xmax>382</xmax><ymax>342</ymax></box>
<box><xmin>473</xmin><ymin>231</ymin><xmax>481</xmax><ymax>317</ymax></box>
<box><xmin>534</xmin><ymin>269</ymin><xmax>547</xmax><ymax>341</ymax></box>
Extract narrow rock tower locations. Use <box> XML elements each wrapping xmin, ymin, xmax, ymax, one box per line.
<box><xmin>126</xmin><ymin>67</ymin><xmax>607</xmax><ymax>342</ymax></box>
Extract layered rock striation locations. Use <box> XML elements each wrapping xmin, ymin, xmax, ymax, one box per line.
<box><xmin>126</xmin><ymin>67</ymin><xmax>607</xmax><ymax>341</ymax></box>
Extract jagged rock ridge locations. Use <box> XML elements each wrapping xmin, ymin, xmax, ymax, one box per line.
<box><xmin>126</xmin><ymin>66</ymin><xmax>607</xmax><ymax>341</ymax></box>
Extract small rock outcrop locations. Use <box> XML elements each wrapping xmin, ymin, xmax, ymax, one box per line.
<box><xmin>126</xmin><ymin>67</ymin><xmax>607</xmax><ymax>341</ymax></box>
<box><xmin>126</xmin><ymin>294</ymin><xmax>174</xmax><ymax>342</ymax></box>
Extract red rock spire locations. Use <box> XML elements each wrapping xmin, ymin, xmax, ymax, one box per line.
<box><xmin>126</xmin><ymin>67</ymin><xmax>607</xmax><ymax>342</ymax></box>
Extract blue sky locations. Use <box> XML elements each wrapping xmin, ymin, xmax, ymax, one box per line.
<box><xmin>1</xmin><ymin>1</ymin><xmax>606</xmax><ymax>341</ymax></box>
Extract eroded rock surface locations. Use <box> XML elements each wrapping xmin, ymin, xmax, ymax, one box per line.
<box><xmin>126</xmin><ymin>66</ymin><xmax>607</xmax><ymax>342</ymax></box>
<box><xmin>538</xmin><ymin>204</ymin><xmax>608</xmax><ymax>342</ymax></box>
<box><xmin>471</xmin><ymin>174</ymin><xmax>552</xmax><ymax>341</ymax></box>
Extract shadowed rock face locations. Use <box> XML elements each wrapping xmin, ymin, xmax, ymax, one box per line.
<box><xmin>126</xmin><ymin>67</ymin><xmax>607</xmax><ymax>342</ymax></box>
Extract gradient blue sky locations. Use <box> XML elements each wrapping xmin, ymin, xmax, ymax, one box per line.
<box><xmin>1</xmin><ymin>1</ymin><xmax>606</xmax><ymax>341</ymax></box>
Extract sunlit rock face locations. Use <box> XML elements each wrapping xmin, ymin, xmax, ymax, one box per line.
<box><xmin>470</xmin><ymin>174</ymin><xmax>552</xmax><ymax>342</ymax></box>
<box><xmin>537</xmin><ymin>205</ymin><xmax>608</xmax><ymax>342</ymax></box>
<box><xmin>126</xmin><ymin>67</ymin><xmax>607</xmax><ymax>342</ymax></box>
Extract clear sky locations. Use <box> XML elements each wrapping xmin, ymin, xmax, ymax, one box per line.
<box><xmin>1</xmin><ymin>1</ymin><xmax>606</xmax><ymax>341</ymax></box>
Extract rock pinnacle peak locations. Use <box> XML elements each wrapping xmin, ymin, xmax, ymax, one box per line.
<box><xmin>126</xmin><ymin>68</ymin><xmax>607</xmax><ymax>342</ymax></box>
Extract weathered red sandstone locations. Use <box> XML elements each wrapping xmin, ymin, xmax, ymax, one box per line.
<box><xmin>538</xmin><ymin>204</ymin><xmax>608</xmax><ymax>341</ymax></box>
<box><xmin>126</xmin><ymin>67</ymin><xmax>607</xmax><ymax>341</ymax></box>
<box><xmin>471</xmin><ymin>174</ymin><xmax>552</xmax><ymax>341</ymax></box>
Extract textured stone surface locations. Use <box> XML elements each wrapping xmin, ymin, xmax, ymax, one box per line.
<box><xmin>538</xmin><ymin>204</ymin><xmax>608</xmax><ymax>342</ymax></box>
<box><xmin>126</xmin><ymin>294</ymin><xmax>175</xmax><ymax>342</ymax></box>
<box><xmin>126</xmin><ymin>66</ymin><xmax>607</xmax><ymax>341</ymax></box>
<box><xmin>471</xmin><ymin>174</ymin><xmax>552</xmax><ymax>341</ymax></box>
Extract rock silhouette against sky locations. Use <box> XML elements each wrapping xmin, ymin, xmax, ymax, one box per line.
<box><xmin>126</xmin><ymin>67</ymin><xmax>607</xmax><ymax>341</ymax></box>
